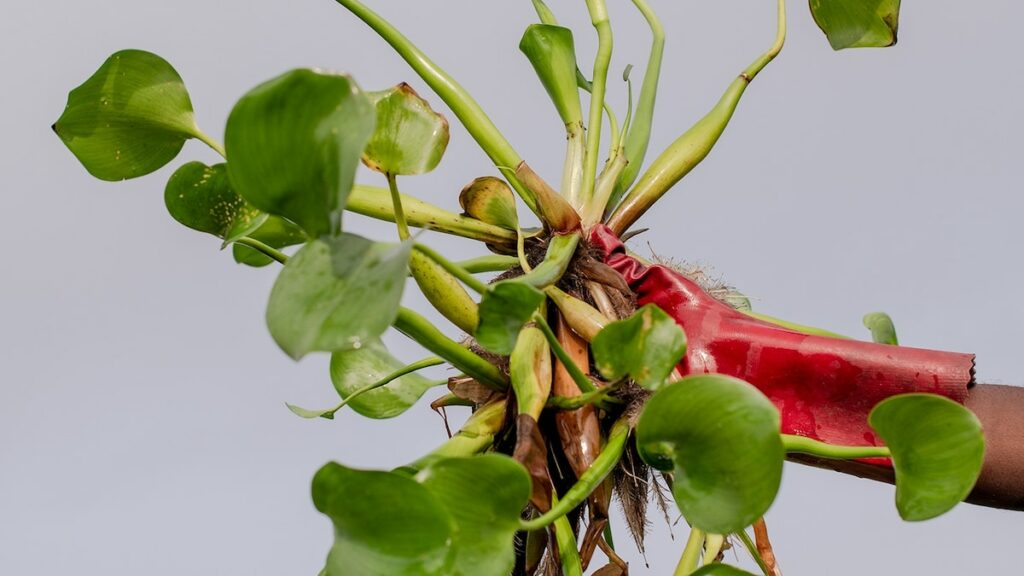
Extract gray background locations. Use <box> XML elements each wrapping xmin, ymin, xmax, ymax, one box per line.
<box><xmin>2</xmin><ymin>0</ymin><xmax>1021</xmax><ymax>574</ymax></box>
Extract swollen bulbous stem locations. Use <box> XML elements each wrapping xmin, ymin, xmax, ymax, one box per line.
<box><xmin>606</xmin><ymin>0</ymin><xmax>786</xmax><ymax>235</ymax></box>
<box><xmin>517</xmin><ymin>233</ymin><xmax>581</xmax><ymax>289</ymax></box>
<box><xmin>546</xmin><ymin>285</ymin><xmax>610</xmax><ymax>341</ymax></box>
<box><xmin>408</xmin><ymin>250</ymin><xmax>479</xmax><ymax>335</ymax></box>
<box><xmin>402</xmin><ymin>398</ymin><xmax>507</xmax><ymax>472</ymax></box>
<box><xmin>510</xmin><ymin>327</ymin><xmax>552</xmax><ymax>420</ymax></box>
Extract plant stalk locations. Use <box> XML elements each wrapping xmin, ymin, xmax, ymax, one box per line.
<box><xmin>675</xmin><ymin>526</ymin><xmax>706</xmax><ymax>576</ymax></box>
<box><xmin>782</xmin><ymin>434</ymin><xmax>891</xmax><ymax>460</ymax></box>
<box><xmin>234</xmin><ymin>237</ymin><xmax>289</xmax><ymax>264</ymax></box>
<box><xmin>393</xmin><ymin>307</ymin><xmax>507</xmax><ymax>389</ymax></box>
<box><xmin>581</xmin><ymin>0</ymin><xmax>614</xmax><ymax>205</ymax></box>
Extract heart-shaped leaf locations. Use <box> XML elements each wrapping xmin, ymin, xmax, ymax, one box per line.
<box><xmin>312</xmin><ymin>463</ymin><xmax>454</xmax><ymax>576</ymax></box>
<box><xmin>232</xmin><ymin>215</ymin><xmax>307</xmax><ymax>267</ymax></box>
<box><xmin>266</xmin><ymin>234</ymin><xmax>411</xmax><ymax>359</ymax></box>
<box><xmin>475</xmin><ymin>281</ymin><xmax>546</xmax><ymax>355</ymax></box>
<box><xmin>592</xmin><ymin>304</ymin><xmax>687</xmax><ymax>390</ymax></box>
<box><xmin>416</xmin><ymin>455</ymin><xmax>532</xmax><ymax>576</ymax></box>
<box><xmin>519</xmin><ymin>24</ymin><xmax>583</xmax><ymax>126</ymax></box>
<box><xmin>863</xmin><ymin>311</ymin><xmax>898</xmax><ymax>345</ymax></box>
<box><xmin>809</xmin><ymin>0</ymin><xmax>901</xmax><ymax>50</ymax></box>
<box><xmin>164</xmin><ymin>162</ymin><xmax>266</xmax><ymax>243</ymax></box>
<box><xmin>868</xmin><ymin>393</ymin><xmax>984</xmax><ymax>521</ymax></box>
<box><xmin>459</xmin><ymin>177</ymin><xmax>519</xmax><ymax>230</ymax></box>
<box><xmin>636</xmin><ymin>374</ymin><xmax>784</xmax><ymax>534</ymax></box>
<box><xmin>225</xmin><ymin>69</ymin><xmax>375</xmax><ymax>238</ymax></box>
<box><xmin>362</xmin><ymin>83</ymin><xmax>450</xmax><ymax>175</ymax></box>
<box><xmin>53</xmin><ymin>50</ymin><xmax>201</xmax><ymax>181</ymax></box>
<box><xmin>691</xmin><ymin>565</ymin><xmax>758</xmax><ymax>576</ymax></box>
<box><xmin>330</xmin><ymin>339</ymin><xmax>438</xmax><ymax>419</ymax></box>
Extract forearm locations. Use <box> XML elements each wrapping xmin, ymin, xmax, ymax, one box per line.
<box><xmin>790</xmin><ymin>384</ymin><xmax>1024</xmax><ymax>511</ymax></box>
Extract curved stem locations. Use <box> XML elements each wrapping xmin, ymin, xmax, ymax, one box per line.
<box><xmin>517</xmin><ymin>233</ymin><xmax>580</xmax><ymax>289</ymax></box>
<box><xmin>675</xmin><ymin>527</ymin><xmax>706</xmax><ymax>576</ymax></box>
<box><xmin>782</xmin><ymin>434</ymin><xmax>891</xmax><ymax>460</ymax></box>
<box><xmin>546</xmin><ymin>385</ymin><xmax>618</xmax><ymax>410</ymax></box>
<box><xmin>393</xmin><ymin>307</ymin><xmax>507</xmax><ymax>389</ymax></box>
<box><xmin>611</xmin><ymin>0</ymin><xmax>665</xmax><ymax>203</ymax></box>
<box><xmin>414</xmin><ymin>244</ymin><xmax>487</xmax><ymax>293</ymax></box>
<box><xmin>194</xmin><ymin>129</ymin><xmax>227</xmax><ymax>159</ymax></box>
<box><xmin>316</xmin><ymin>357</ymin><xmax>445</xmax><ymax>419</ymax></box>
<box><xmin>582</xmin><ymin>0</ymin><xmax>613</xmax><ymax>205</ymax></box>
<box><xmin>403</xmin><ymin>399</ymin><xmax>507</xmax><ymax>472</ymax></box>
<box><xmin>531</xmin><ymin>0</ymin><xmax>557</xmax><ymax>25</ymax></box>
<box><xmin>334</xmin><ymin>0</ymin><xmax>541</xmax><ymax>216</ymax></box>
<box><xmin>737</xmin><ymin>529</ymin><xmax>772</xmax><ymax>576</ymax></box>
<box><xmin>348</xmin><ymin>184</ymin><xmax>516</xmax><ymax>247</ymax></box>
<box><xmin>520</xmin><ymin>417</ymin><xmax>630</xmax><ymax>531</ymax></box>
<box><xmin>553</xmin><ymin>503</ymin><xmax>584</xmax><ymax>576</ymax></box>
<box><xmin>607</xmin><ymin>0</ymin><xmax>787</xmax><ymax>234</ymax></box>
<box><xmin>234</xmin><ymin>237</ymin><xmax>289</xmax><ymax>264</ymax></box>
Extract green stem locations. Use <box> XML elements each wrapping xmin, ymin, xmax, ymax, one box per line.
<box><xmin>335</xmin><ymin>0</ymin><xmax>541</xmax><ymax>216</ymax></box>
<box><xmin>403</xmin><ymin>399</ymin><xmax>507</xmax><ymax>472</ymax></box>
<box><xmin>234</xmin><ymin>237</ymin><xmax>289</xmax><ymax>264</ymax></box>
<box><xmin>703</xmin><ymin>533</ymin><xmax>726</xmax><ymax>565</ymax></box>
<box><xmin>545</xmin><ymin>385</ymin><xmax>617</xmax><ymax>410</ymax></box>
<box><xmin>782</xmin><ymin>434</ymin><xmax>891</xmax><ymax>460</ymax></box>
<box><xmin>531</xmin><ymin>0</ymin><xmax>557</xmax><ymax>24</ymax></box>
<box><xmin>414</xmin><ymin>244</ymin><xmax>487</xmax><ymax>293</ymax></box>
<box><xmin>741</xmin><ymin>310</ymin><xmax>851</xmax><ymax>340</ymax></box>
<box><xmin>517</xmin><ymin>233</ymin><xmax>580</xmax><ymax>289</ymax></box>
<box><xmin>736</xmin><ymin>529</ymin><xmax>772</xmax><ymax>576</ymax></box>
<box><xmin>533</xmin><ymin>313</ymin><xmax>598</xmax><ymax>394</ymax></box>
<box><xmin>675</xmin><ymin>527</ymin><xmax>706</xmax><ymax>576</ymax></box>
<box><xmin>606</xmin><ymin>0</ymin><xmax>786</xmax><ymax>234</ymax></box>
<box><xmin>453</xmin><ymin>254</ymin><xmax>519</xmax><ymax>274</ymax></box>
<box><xmin>348</xmin><ymin>184</ymin><xmax>516</xmax><ymax>247</ymax></box>
<box><xmin>520</xmin><ymin>417</ymin><xmax>630</xmax><ymax>531</ymax></box>
<box><xmin>194</xmin><ymin>129</ymin><xmax>227</xmax><ymax>159</ymax></box>
<box><xmin>319</xmin><ymin>357</ymin><xmax>444</xmax><ymax>418</ymax></box>
<box><xmin>385</xmin><ymin>173</ymin><xmax>410</xmax><ymax>240</ymax></box>
<box><xmin>393</xmin><ymin>307</ymin><xmax>507</xmax><ymax>389</ymax></box>
<box><xmin>610</xmin><ymin>0</ymin><xmax>665</xmax><ymax>204</ymax></box>
<box><xmin>582</xmin><ymin>0</ymin><xmax>613</xmax><ymax>205</ymax></box>
<box><xmin>553</xmin><ymin>501</ymin><xmax>584</xmax><ymax>576</ymax></box>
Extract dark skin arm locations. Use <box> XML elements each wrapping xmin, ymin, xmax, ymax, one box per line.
<box><xmin>790</xmin><ymin>384</ymin><xmax>1024</xmax><ymax>511</ymax></box>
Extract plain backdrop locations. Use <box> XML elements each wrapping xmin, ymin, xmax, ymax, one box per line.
<box><xmin>2</xmin><ymin>1</ymin><xmax>1022</xmax><ymax>574</ymax></box>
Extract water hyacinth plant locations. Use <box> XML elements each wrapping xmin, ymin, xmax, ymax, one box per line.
<box><xmin>53</xmin><ymin>0</ymin><xmax>1023</xmax><ymax>574</ymax></box>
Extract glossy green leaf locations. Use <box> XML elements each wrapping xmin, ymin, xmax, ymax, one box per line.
<box><xmin>232</xmin><ymin>216</ymin><xmax>307</xmax><ymax>267</ymax></box>
<box><xmin>458</xmin><ymin>176</ymin><xmax>519</xmax><ymax>230</ymax></box>
<box><xmin>869</xmin><ymin>393</ymin><xmax>984</xmax><ymax>521</ymax></box>
<box><xmin>809</xmin><ymin>0</ymin><xmax>900</xmax><ymax>50</ymax></box>
<box><xmin>863</xmin><ymin>311</ymin><xmax>898</xmax><ymax>345</ymax></box>
<box><xmin>312</xmin><ymin>463</ymin><xmax>453</xmax><ymax>576</ymax></box>
<box><xmin>330</xmin><ymin>339</ymin><xmax>438</xmax><ymax>419</ymax></box>
<box><xmin>266</xmin><ymin>235</ymin><xmax>411</xmax><ymax>359</ymax></box>
<box><xmin>416</xmin><ymin>455</ymin><xmax>532</xmax><ymax>575</ymax></box>
<box><xmin>164</xmin><ymin>162</ymin><xmax>266</xmax><ymax>244</ymax></box>
<box><xmin>475</xmin><ymin>281</ymin><xmax>546</xmax><ymax>355</ymax></box>
<box><xmin>592</xmin><ymin>304</ymin><xmax>687</xmax><ymax>390</ymax></box>
<box><xmin>636</xmin><ymin>375</ymin><xmax>784</xmax><ymax>534</ymax></box>
<box><xmin>362</xmin><ymin>83</ymin><xmax>450</xmax><ymax>175</ymax></box>
<box><xmin>691</xmin><ymin>565</ymin><xmax>757</xmax><ymax>576</ymax></box>
<box><xmin>53</xmin><ymin>50</ymin><xmax>201</xmax><ymax>181</ymax></box>
<box><xmin>225</xmin><ymin>69</ymin><xmax>375</xmax><ymax>238</ymax></box>
<box><xmin>519</xmin><ymin>24</ymin><xmax>584</xmax><ymax>126</ymax></box>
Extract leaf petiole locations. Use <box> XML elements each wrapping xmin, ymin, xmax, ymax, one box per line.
<box><xmin>781</xmin><ymin>434</ymin><xmax>891</xmax><ymax>460</ymax></box>
<box><xmin>234</xmin><ymin>237</ymin><xmax>289</xmax><ymax>264</ymax></box>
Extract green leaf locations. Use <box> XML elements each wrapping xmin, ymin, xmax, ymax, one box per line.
<box><xmin>458</xmin><ymin>177</ymin><xmax>519</xmax><ymax>230</ymax></box>
<box><xmin>266</xmin><ymin>235</ymin><xmax>411</xmax><ymax>359</ymax></box>
<box><xmin>225</xmin><ymin>69</ymin><xmax>375</xmax><ymax>238</ymax></box>
<box><xmin>868</xmin><ymin>393</ymin><xmax>984</xmax><ymax>521</ymax></box>
<box><xmin>416</xmin><ymin>455</ymin><xmax>532</xmax><ymax>576</ymax></box>
<box><xmin>592</xmin><ymin>304</ymin><xmax>687</xmax><ymax>390</ymax></box>
<box><xmin>164</xmin><ymin>162</ymin><xmax>266</xmax><ymax>244</ymax></box>
<box><xmin>519</xmin><ymin>24</ymin><xmax>584</xmax><ymax>126</ymax></box>
<box><xmin>232</xmin><ymin>215</ymin><xmax>307</xmax><ymax>267</ymax></box>
<box><xmin>312</xmin><ymin>463</ymin><xmax>454</xmax><ymax>576</ymax></box>
<box><xmin>475</xmin><ymin>282</ymin><xmax>546</xmax><ymax>355</ymax></box>
<box><xmin>691</xmin><ymin>565</ymin><xmax>758</xmax><ymax>576</ymax></box>
<box><xmin>809</xmin><ymin>0</ymin><xmax>901</xmax><ymax>50</ymax></box>
<box><xmin>636</xmin><ymin>375</ymin><xmax>784</xmax><ymax>534</ymax></box>
<box><xmin>362</xmin><ymin>83</ymin><xmax>450</xmax><ymax>175</ymax></box>
<box><xmin>53</xmin><ymin>50</ymin><xmax>201</xmax><ymax>181</ymax></box>
<box><xmin>330</xmin><ymin>339</ymin><xmax>438</xmax><ymax>419</ymax></box>
<box><xmin>285</xmin><ymin>403</ymin><xmax>336</xmax><ymax>420</ymax></box>
<box><xmin>863</xmin><ymin>311</ymin><xmax>898</xmax><ymax>345</ymax></box>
